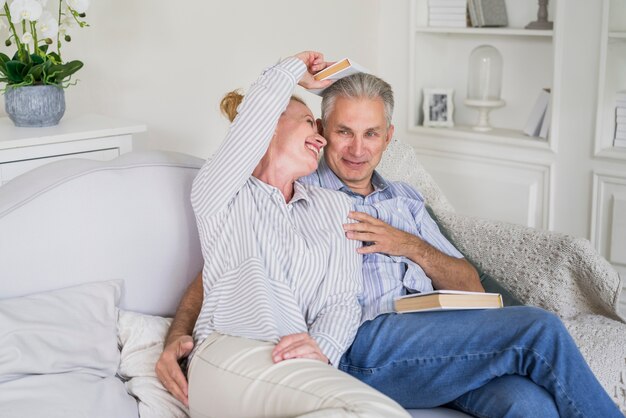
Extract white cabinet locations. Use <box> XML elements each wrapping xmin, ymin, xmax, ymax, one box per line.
<box><xmin>0</xmin><ymin>114</ymin><xmax>146</xmax><ymax>185</ymax></box>
<box><xmin>594</xmin><ymin>0</ymin><xmax>626</xmax><ymax>160</ymax></box>
<box><xmin>406</xmin><ymin>0</ymin><xmax>559</xmax><ymax>229</ymax></box>
<box><xmin>592</xmin><ymin>0</ymin><xmax>626</xmax><ymax>312</ymax></box>
<box><xmin>401</xmin><ymin>0</ymin><xmax>625</xmax><ymax>313</ymax></box>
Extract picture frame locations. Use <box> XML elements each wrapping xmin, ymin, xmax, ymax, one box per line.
<box><xmin>422</xmin><ymin>88</ymin><xmax>455</xmax><ymax>127</ymax></box>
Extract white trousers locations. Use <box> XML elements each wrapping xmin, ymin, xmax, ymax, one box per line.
<box><xmin>188</xmin><ymin>333</ymin><xmax>409</xmax><ymax>418</ymax></box>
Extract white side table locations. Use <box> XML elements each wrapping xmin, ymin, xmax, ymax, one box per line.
<box><xmin>0</xmin><ymin>114</ymin><xmax>146</xmax><ymax>185</ymax></box>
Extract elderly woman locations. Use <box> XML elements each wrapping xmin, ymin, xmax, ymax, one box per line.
<box><xmin>184</xmin><ymin>51</ymin><xmax>408</xmax><ymax>417</ymax></box>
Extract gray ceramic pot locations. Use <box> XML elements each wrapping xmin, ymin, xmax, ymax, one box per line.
<box><xmin>5</xmin><ymin>85</ymin><xmax>66</xmax><ymax>127</ymax></box>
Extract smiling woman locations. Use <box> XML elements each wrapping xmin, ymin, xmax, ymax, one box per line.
<box><xmin>159</xmin><ymin>51</ymin><xmax>409</xmax><ymax>418</ymax></box>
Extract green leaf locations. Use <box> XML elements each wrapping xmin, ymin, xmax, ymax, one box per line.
<box><xmin>46</xmin><ymin>52</ymin><xmax>62</xmax><ymax>65</ymax></box>
<box><xmin>0</xmin><ymin>52</ymin><xmax>10</xmax><ymax>77</ymax></box>
<box><xmin>27</xmin><ymin>63</ymin><xmax>45</xmax><ymax>82</ymax></box>
<box><xmin>5</xmin><ymin>60</ymin><xmax>30</xmax><ymax>83</ymax></box>
<box><xmin>47</xmin><ymin>60</ymin><xmax>83</xmax><ymax>83</ymax></box>
<box><xmin>39</xmin><ymin>44</ymin><xmax>49</xmax><ymax>54</ymax></box>
<box><xmin>30</xmin><ymin>54</ymin><xmax>44</xmax><ymax>65</ymax></box>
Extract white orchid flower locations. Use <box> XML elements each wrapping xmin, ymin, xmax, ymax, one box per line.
<box><xmin>36</xmin><ymin>11</ymin><xmax>58</xmax><ymax>39</ymax></box>
<box><xmin>9</xmin><ymin>0</ymin><xmax>43</xmax><ymax>23</ymax></box>
<box><xmin>21</xmin><ymin>31</ymin><xmax>33</xmax><ymax>44</ymax></box>
<box><xmin>59</xmin><ymin>11</ymin><xmax>76</xmax><ymax>37</ymax></box>
<box><xmin>65</xmin><ymin>0</ymin><xmax>89</xmax><ymax>14</ymax></box>
<box><xmin>38</xmin><ymin>0</ymin><xmax>49</xmax><ymax>7</ymax></box>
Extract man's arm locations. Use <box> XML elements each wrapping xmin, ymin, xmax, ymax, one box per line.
<box><xmin>344</xmin><ymin>211</ymin><xmax>484</xmax><ymax>292</ymax></box>
<box><xmin>155</xmin><ymin>272</ymin><xmax>203</xmax><ymax>407</ymax></box>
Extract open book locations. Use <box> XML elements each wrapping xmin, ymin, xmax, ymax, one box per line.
<box><xmin>308</xmin><ymin>58</ymin><xmax>369</xmax><ymax>96</ymax></box>
<box><xmin>394</xmin><ymin>290</ymin><xmax>503</xmax><ymax>313</ymax></box>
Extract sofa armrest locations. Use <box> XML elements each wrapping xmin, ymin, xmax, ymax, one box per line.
<box><xmin>433</xmin><ymin>210</ymin><xmax>624</xmax><ymax>321</ymax></box>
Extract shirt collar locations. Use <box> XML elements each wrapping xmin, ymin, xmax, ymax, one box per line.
<box><xmin>291</xmin><ymin>181</ymin><xmax>310</xmax><ymax>204</ymax></box>
<box><xmin>250</xmin><ymin>176</ymin><xmax>310</xmax><ymax>205</ymax></box>
<box><xmin>316</xmin><ymin>157</ymin><xmax>389</xmax><ymax>197</ymax></box>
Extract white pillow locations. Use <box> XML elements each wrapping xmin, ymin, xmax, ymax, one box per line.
<box><xmin>0</xmin><ymin>280</ymin><xmax>122</xmax><ymax>383</ymax></box>
<box><xmin>117</xmin><ymin>309</ymin><xmax>190</xmax><ymax>418</ymax></box>
<box><xmin>0</xmin><ymin>373</ymin><xmax>138</xmax><ymax>418</ymax></box>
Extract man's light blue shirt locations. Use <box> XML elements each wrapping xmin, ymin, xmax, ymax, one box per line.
<box><xmin>301</xmin><ymin>157</ymin><xmax>464</xmax><ymax>322</ymax></box>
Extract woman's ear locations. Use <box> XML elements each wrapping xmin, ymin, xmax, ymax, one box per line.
<box><xmin>316</xmin><ymin>119</ymin><xmax>324</xmax><ymax>136</ymax></box>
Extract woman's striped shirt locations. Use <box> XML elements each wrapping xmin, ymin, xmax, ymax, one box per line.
<box><xmin>189</xmin><ymin>57</ymin><xmax>363</xmax><ymax>366</ymax></box>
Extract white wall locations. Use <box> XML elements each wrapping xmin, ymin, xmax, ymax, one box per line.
<box><xmin>0</xmin><ymin>0</ymin><xmax>381</xmax><ymax>158</ymax></box>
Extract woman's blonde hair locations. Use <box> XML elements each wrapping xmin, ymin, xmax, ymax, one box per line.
<box><xmin>220</xmin><ymin>90</ymin><xmax>307</xmax><ymax>123</ymax></box>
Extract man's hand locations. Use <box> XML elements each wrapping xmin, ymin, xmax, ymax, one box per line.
<box><xmin>344</xmin><ymin>211</ymin><xmax>419</xmax><ymax>257</ymax></box>
<box><xmin>155</xmin><ymin>335</ymin><xmax>194</xmax><ymax>407</ymax></box>
<box><xmin>293</xmin><ymin>51</ymin><xmax>334</xmax><ymax>90</ymax></box>
<box><xmin>344</xmin><ymin>211</ymin><xmax>484</xmax><ymax>292</ymax></box>
<box><xmin>272</xmin><ymin>333</ymin><xmax>329</xmax><ymax>364</ymax></box>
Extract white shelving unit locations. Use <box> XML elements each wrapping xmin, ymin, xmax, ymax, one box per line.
<box><xmin>408</xmin><ymin>0</ymin><xmax>561</xmax><ymax>152</ymax></box>
<box><xmin>591</xmin><ymin>0</ymin><xmax>626</xmax><ymax>314</ymax></box>
<box><xmin>594</xmin><ymin>0</ymin><xmax>626</xmax><ymax>160</ymax></box>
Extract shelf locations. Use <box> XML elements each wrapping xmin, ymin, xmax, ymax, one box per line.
<box><xmin>595</xmin><ymin>146</ymin><xmax>626</xmax><ymax>161</ymax></box>
<box><xmin>408</xmin><ymin>125</ymin><xmax>552</xmax><ymax>150</ymax></box>
<box><xmin>608</xmin><ymin>31</ymin><xmax>626</xmax><ymax>39</ymax></box>
<box><xmin>414</xmin><ymin>27</ymin><xmax>553</xmax><ymax>37</ymax></box>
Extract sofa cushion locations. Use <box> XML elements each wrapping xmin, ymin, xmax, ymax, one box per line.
<box><xmin>0</xmin><ymin>280</ymin><xmax>138</xmax><ymax>417</ymax></box>
<box><xmin>0</xmin><ymin>373</ymin><xmax>138</xmax><ymax>418</ymax></box>
<box><xmin>0</xmin><ymin>280</ymin><xmax>122</xmax><ymax>382</ymax></box>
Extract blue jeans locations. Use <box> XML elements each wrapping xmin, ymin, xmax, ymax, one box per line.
<box><xmin>338</xmin><ymin>306</ymin><xmax>622</xmax><ymax>418</ymax></box>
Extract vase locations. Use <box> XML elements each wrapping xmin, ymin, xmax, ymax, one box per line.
<box><xmin>5</xmin><ymin>85</ymin><xmax>66</xmax><ymax>127</ymax></box>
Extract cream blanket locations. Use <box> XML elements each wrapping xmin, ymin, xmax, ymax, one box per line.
<box><xmin>379</xmin><ymin>140</ymin><xmax>626</xmax><ymax>412</ymax></box>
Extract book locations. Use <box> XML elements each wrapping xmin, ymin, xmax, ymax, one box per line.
<box><xmin>523</xmin><ymin>89</ymin><xmax>550</xmax><ymax>137</ymax></box>
<box><xmin>469</xmin><ymin>0</ymin><xmax>507</xmax><ymax>27</ymax></box>
<box><xmin>614</xmin><ymin>138</ymin><xmax>626</xmax><ymax>148</ymax></box>
<box><xmin>394</xmin><ymin>290</ymin><xmax>503</xmax><ymax>313</ymax></box>
<box><xmin>429</xmin><ymin>13</ymin><xmax>467</xmax><ymax>20</ymax></box>
<box><xmin>616</xmin><ymin>107</ymin><xmax>626</xmax><ymax>117</ymax></box>
<box><xmin>429</xmin><ymin>20</ymin><xmax>467</xmax><ymax>27</ymax></box>
<box><xmin>429</xmin><ymin>7</ymin><xmax>467</xmax><ymax>14</ymax></box>
<box><xmin>428</xmin><ymin>0</ymin><xmax>467</xmax><ymax>6</ymax></box>
<box><xmin>308</xmin><ymin>58</ymin><xmax>370</xmax><ymax>96</ymax></box>
<box><xmin>615</xmin><ymin>130</ymin><xmax>626</xmax><ymax>140</ymax></box>
<box><xmin>615</xmin><ymin>123</ymin><xmax>626</xmax><ymax>132</ymax></box>
<box><xmin>538</xmin><ymin>98</ymin><xmax>552</xmax><ymax>139</ymax></box>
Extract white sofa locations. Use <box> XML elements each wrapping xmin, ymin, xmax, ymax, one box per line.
<box><xmin>0</xmin><ymin>145</ymin><xmax>624</xmax><ymax>417</ymax></box>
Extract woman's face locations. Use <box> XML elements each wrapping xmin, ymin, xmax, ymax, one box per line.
<box><xmin>270</xmin><ymin>99</ymin><xmax>326</xmax><ymax>177</ymax></box>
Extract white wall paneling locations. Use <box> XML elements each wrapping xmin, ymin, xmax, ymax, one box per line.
<box><xmin>414</xmin><ymin>149</ymin><xmax>551</xmax><ymax>229</ymax></box>
<box><xmin>591</xmin><ymin>171</ymin><xmax>626</xmax><ymax>264</ymax></box>
<box><xmin>591</xmin><ymin>171</ymin><xmax>626</xmax><ymax>312</ymax></box>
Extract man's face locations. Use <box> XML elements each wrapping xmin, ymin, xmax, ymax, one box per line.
<box><xmin>322</xmin><ymin>96</ymin><xmax>394</xmax><ymax>194</ymax></box>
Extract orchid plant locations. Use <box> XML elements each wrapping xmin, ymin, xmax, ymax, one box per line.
<box><xmin>0</xmin><ymin>0</ymin><xmax>90</xmax><ymax>90</ymax></box>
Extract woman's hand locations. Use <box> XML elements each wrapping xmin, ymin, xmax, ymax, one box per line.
<box><xmin>272</xmin><ymin>332</ymin><xmax>329</xmax><ymax>364</ymax></box>
<box><xmin>294</xmin><ymin>51</ymin><xmax>334</xmax><ymax>90</ymax></box>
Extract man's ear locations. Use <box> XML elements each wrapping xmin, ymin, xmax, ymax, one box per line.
<box><xmin>316</xmin><ymin>119</ymin><xmax>324</xmax><ymax>136</ymax></box>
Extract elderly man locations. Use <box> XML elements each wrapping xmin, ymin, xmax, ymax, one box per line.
<box><xmin>157</xmin><ymin>72</ymin><xmax>622</xmax><ymax>418</ymax></box>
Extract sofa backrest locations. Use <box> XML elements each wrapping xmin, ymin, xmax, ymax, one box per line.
<box><xmin>0</xmin><ymin>151</ymin><xmax>204</xmax><ymax>317</ymax></box>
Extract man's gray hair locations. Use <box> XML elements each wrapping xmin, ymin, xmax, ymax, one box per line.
<box><xmin>321</xmin><ymin>72</ymin><xmax>394</xmax><ymax>127</ymax></box>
